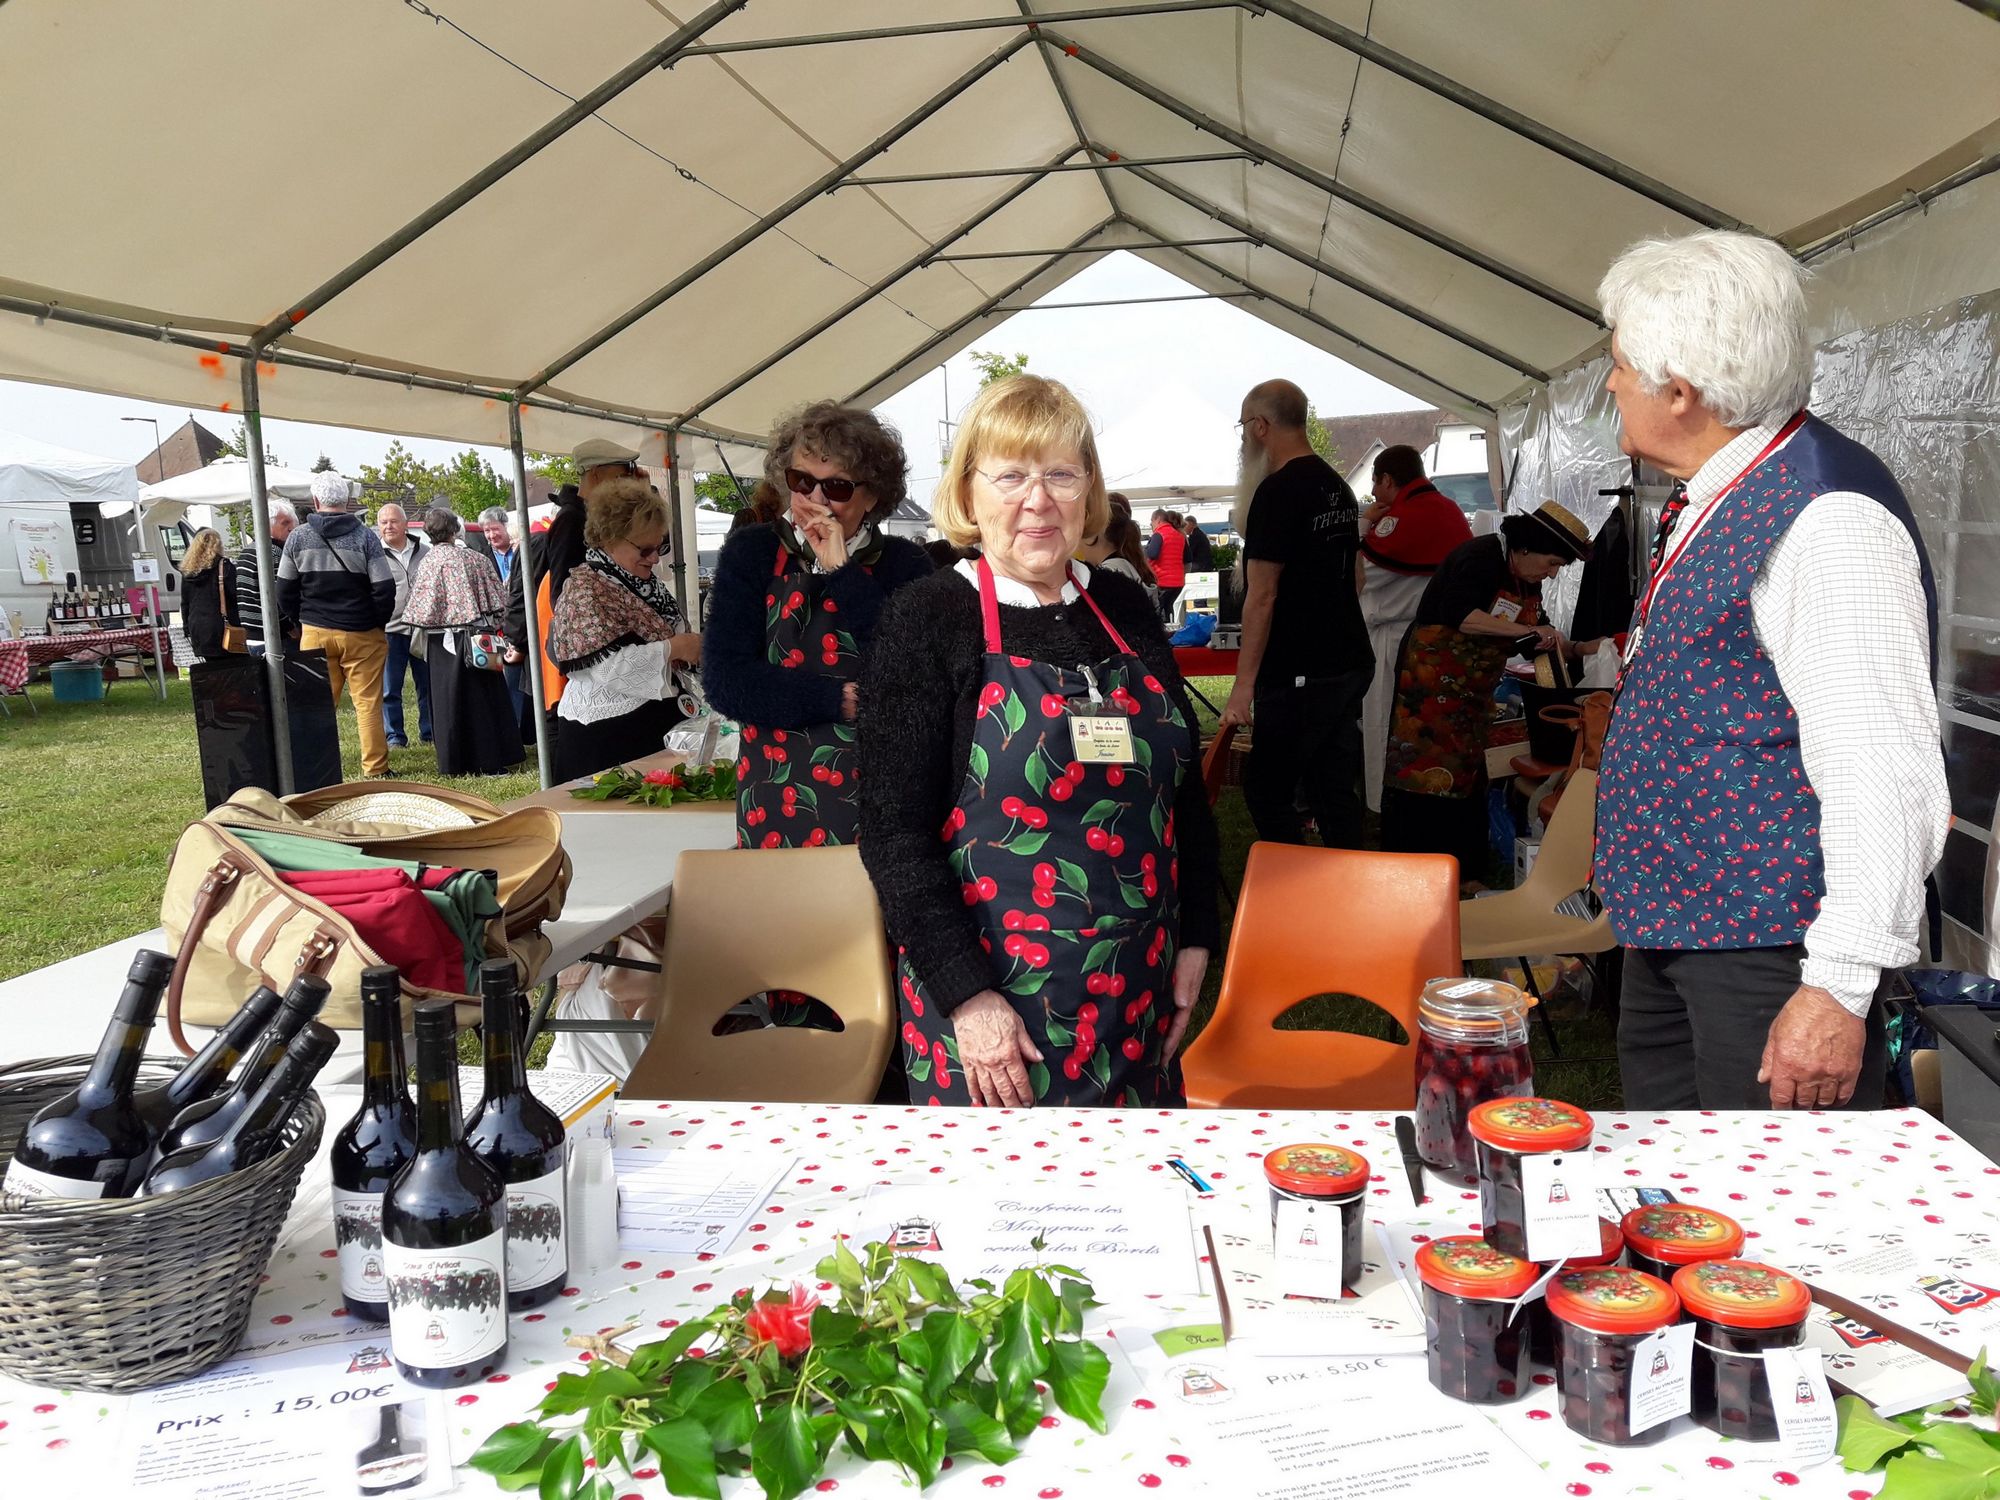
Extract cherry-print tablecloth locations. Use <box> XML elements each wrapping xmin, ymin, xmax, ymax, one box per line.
<box><xmin>3</xmin><ymin>1102</ymin><xmax>1996</xmax><ymax>1498</ymax></box>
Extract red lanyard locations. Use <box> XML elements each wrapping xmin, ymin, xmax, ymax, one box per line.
<box><xmin>1632</xmin><ymin>411</ymin><xmax>1806</xmax><ymax>633</ymax></box>
<box><xmin>977</xmin><ymin>557</ymin><xmax>1135</xmax><ymax>657</ymax></box>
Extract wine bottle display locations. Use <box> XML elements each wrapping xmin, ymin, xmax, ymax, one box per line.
<box><xmin>157</xmin><ymin>972</ymin><xmax>329</xmax><ymax>1158</ymax></box>
<box><xmin>465</xmin><ymin>959</ymin><xmax>567</xmax><ymax>1311</ymax></box>
<box><xmin>354</xmin><ymin>1403</ymin><xmax>428</xmax><ymax>1494</ymax></box>
<box><xmin>331</xmin><ymin>968</ymin><xmax>418</xmax><ymax>1324</ymax></box>
<box><xmin>2</xmin><ymin>949</ymin><xmax>174</xmax><ymax>1201</ymax></box>
<box><xmin>138</xmin><ymin>1023</ymin><xmax>337</xmax><ymax>1196</ymax></box>
<box><xmin>133</xmin><ymin>984</ymin><xmax>283</xmax><ymax>1139</ymax></box>
<box><xmin>381</xmin><ymin>1002</ymin><xmax>507</xmax><ymax>1388</ymax></box>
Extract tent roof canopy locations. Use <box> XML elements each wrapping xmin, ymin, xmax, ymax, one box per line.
<box><xmin>0</xmin><ymin>428</ymin><xmax>138</xmax><ymax>506</ymax></box>
<box><xmin>3</xmin><ymin>1</ymin><xmax>1997</xmax><ymax>453</ymax></box>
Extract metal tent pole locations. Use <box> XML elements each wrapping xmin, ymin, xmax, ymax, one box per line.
<box><xmin>931</xmin><ymin>235</ymin><xmax>1251</xmax><ymax>261</ymax></box>
<box><xmin>834</xmin><ymin>151</ymin><xmax>1254</xmax><ymax>189</ymax></box>
<box><xmin>239</xmin><ymin>360</ymin><xmax>295</xmax><ymax>794</ymax></box>
<box><xmin>671</xmin><ymin>1</ymin><xmax>1255</xmax><ymax>56</ymax></box>
<box><xmin>665</xmin><ymin>430</ymin><xmax>696</xmax><ymax>622</ymax></box>
<box><xmin>508</xmin><ymin>403</ymin><xmax>554</xmax><ymax>790</ymax></box>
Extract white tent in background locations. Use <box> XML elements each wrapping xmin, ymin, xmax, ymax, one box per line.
<box><xmin>111</xmin><ymin>457</ymin><xmax>327</xmax><ymax>528</ymax></box>
<box><xmin>0</xmin><ymin>428</ymin><xmax>138</xmax><ymax>507</ymax></box>
<box><xmin>1096</xmin><ymin>384</ymin><xmax>1240</xmax><ymax>503</ymax></box>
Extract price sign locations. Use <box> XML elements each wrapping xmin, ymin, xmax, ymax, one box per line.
<box><xmin>132</xmin><ymin>557</ymin><xmax>161</xmax><ymax>583</ymax></box>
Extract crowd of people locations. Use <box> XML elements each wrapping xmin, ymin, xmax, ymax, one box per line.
<box><xmin>177</xmin><ymin>228</ymin><xmax>1949</xmax><ymax>1119</ymax></box>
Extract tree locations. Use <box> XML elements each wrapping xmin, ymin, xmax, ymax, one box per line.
<box><xmin>356</xmin><ymin>439</ymin><xmax>438</xmax><ymax>518</ymax></box>
<box><xmin>970</xmin><ymin>350</ymin><xmax>1029</xmax><ymax>387</ymax></box>
<box><xmin>528</xmin><ymin>451</ymin><xmax>579</xmax><ymax>491</ymax></box>
<box><xmin>436</xmin><ymin>449</ymin><xmax>510</xmax><ymax>523</ymax></box>
<box><xmin>1305</xmin><ymin>403</ymin><xmax>1341</xmax><ymax>472</ymax></box>
<box><xmin>311</xmin><ymin>453</ymin><xmax>334</xmax><ymax>472</ymax></box>
<box><xmin>697</xmin><ymin>471</ymin><xmax>752</xmax><ymax>513</ymax></box>
<box><xmin>214</xmin><ymin>420</ymin><xmax>283</xmax><ymax>468</ymax></box>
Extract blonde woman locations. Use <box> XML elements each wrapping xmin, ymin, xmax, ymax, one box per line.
<box><xmin>859</xmin><ymin>375</ymin><xmax>1220</xmax><ymax>1109</ymax></box>
<box><xmin>177</xmin><ymin>527</ymin><xmax>238</xmax><ymax>660</ymax></box>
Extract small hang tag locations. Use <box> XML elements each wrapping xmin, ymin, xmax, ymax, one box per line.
<box><xmin>1273</xmin><ymin>1199</ymin><xmax>1345</xmax><ymax>1300</ymax></box>
<box><xmin>1070</xmin><ymin>714</ymin><xmax>1136</xmax><ymax>764</ymax></box>
<box><xmin>1521</xmin><ymin>1150</ymin><xmax>1603</xmax><ymax>1261</ymax></box>
<box><xmin>1763</xmin><ymin>1346</ymin><xmax>1837</xmax><ymax>1466</ymax></box>
<box><xmin>1627</xmin><ymin>1323</ymin><xmax>1696</xmax><ymax>1436</ymax></box>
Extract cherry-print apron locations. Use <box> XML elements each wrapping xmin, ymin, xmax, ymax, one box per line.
<box><xmin>898</xmin><ymin>559</ymin><xmax>1195</xmax><ymax>1107</ymax></box>
<box><xmin>736</xmin><ymin>544</ymin><xmax>865</xmax><ymax>850</ymax></box>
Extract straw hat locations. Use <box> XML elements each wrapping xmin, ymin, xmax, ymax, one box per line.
<box><xmin>1514</xmin><ymin>501</ymin><xmax>1593</xmax><ymax>562</ymax></box>
<box><xmin>305</xmin><ymin>791</ymin><xmax>477</xmax><ymax>832</ymax></box>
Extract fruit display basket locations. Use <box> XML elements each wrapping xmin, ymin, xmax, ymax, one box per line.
<box><xmin>0</xmin><ymin>1055</ymin><xmax>324</xmax><ymax>1392</ymax></box>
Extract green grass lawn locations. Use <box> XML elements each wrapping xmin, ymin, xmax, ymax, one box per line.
<box><xmin>0</xmin><ymin>671</ymin><xmax>1619</xmax><ymax>1104</ymax></box>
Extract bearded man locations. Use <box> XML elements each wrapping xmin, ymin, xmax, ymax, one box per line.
<box><xmin>1220</xmin><ymin>379</ymin><xmax>1372</xmax><ymax>846</ymax></box>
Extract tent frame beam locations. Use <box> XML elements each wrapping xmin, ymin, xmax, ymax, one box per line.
<box><xmin>238</xmin><ymin>361</ymin><xmax>295</xmax><ymax>795</ymax></box>
<box><xmin>1123</xmin><ymin>212</ymin><xmax>1498</xmax><ymax>415</ymax></box>
<box><xmin>1018</xmin><ymin>0</ymin><xmax>1131</xmax><ymax>242</ymax></box>
<box><xmin>507</xmin><ymin>402</ymin><xmax>554</xmax><ymax>789</ymax></box>
<box><xmin>251</xmin><ymin>0</ymin><xmax>750</xmax><ymax>348</ymax></box>
<box><xmin>514</xmin><ymin>34</ymin><xmax>1039</xmax><ymax>402</ymax></box>
<box><xmin>843</xmin><ymin>218</ymin><xmax>1121</xmax><ymax>406</ymax></box>
<box><xmin>834</xmin><ymin>151</ymin><xmax>1256</xmax><ymax>189</ymax></box>
<box><xmin>1109</xmin><ymin>154</ymin><xmax>1550</xmax><ymax>379</ymax></box>
<box><xmin>994</xmin><ymin>291</ymin><xmax>1255</xmax><ymax>310</ymax></box>
<box><xmin>677</xmin><ymin>147</ymin><xmax>1085</xmax><ymax>423</ymax></box>
<box><xmin>932</xmin><ymin>236</ymin><xmax>1251</xmax><ymax>260</ymax></box>
<box><xmin>1045</xmin><ymin>32</ymin><xmax>1603</xmax><ymax>325</ymax></box>
<box><xmin>1255</xmin><ymin>0</ymin><xmax>1739</xmax><ymax>230</ymax></box>
<box><xmin>671</xmin><ymin>1</ymin><xmax>1260</xmax><ymax>58</ymax></box>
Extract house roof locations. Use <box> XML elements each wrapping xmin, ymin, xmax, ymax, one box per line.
<box><xmin>134</xmin><ymin>418</ymin><xmax>229</xmax><ymax>486</ymax></box>
<box><xmin>1315</xmin><ymin>408</ymin><xmax>1453</xmax><ymax>475</ymax></box>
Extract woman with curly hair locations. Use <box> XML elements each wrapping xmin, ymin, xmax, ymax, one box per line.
<box><xmin>702</xmin><ymin>400</ymin><xmax>931</xmax><ymax>852</ymax></box>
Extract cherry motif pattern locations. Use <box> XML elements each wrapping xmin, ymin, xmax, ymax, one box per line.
<box><xmin>899</xmin><ymin>601</ymin><xmax>1194</xmax><ymax>1107</ymax></box>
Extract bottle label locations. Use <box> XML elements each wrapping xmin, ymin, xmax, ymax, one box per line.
<box><xmin>505</xmin><ymin>1165</ymin><xmax>568</xmax><ymax>1293</ymax></box>
<box><xmin>383</xmin><ymin>1230</ymin><xmax>507</xmax><ymax>1368</ymax></box>
<box><xmin>332</xmin><ymin>1187</ymin><xmax>390</xmax><ymax>1305</ymax></box>
<box><xmin>2</xmin><ymin>1159</ymin><xmax>110</xmax><ymax>1202</ymax></box>
<box><xmin>356</xmin><ymin>1450</ymin><xmax>430</xmax><ymax>1493</ymax></box>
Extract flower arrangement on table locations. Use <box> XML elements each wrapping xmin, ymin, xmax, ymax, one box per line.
<box><xmin>571</xmin><ymin>760</ymin><xmax>739</xmax><ymax>808</ymax></box>
<box><xmin>472</xmin><ymin>1239</ymin><xmax>1108</xmax><ymax>1500</ymax></box>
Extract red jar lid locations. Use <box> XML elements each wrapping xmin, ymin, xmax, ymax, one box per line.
<box><xmin>1621</xmin><ymin>1204</ymin><xmax>1745</xmax><ymax>1266</ymax></box>
<box><xmin>1673</xmin><ymin>1260</ymin><xmax>1811</xmax><ymax>1330</ymax></box>
<box><xmin>1546</xmin><ymin>1267</ymin><xmax>1681</xmax><ymax>1335</ymax></box>
<box><xmin>1416</xmin><ymin>1235</ymin><xmax>1540</xmax><ymax>1301</ymax></box>
<box><xmin>1263</xmin><ymin>1142</ymin><xmax>1369</xmax><ymax>1197</ymax></box>
<box><xmin>1570</xmin><ymin>1217</ymin><xmax>1624</xmax><ymax>1269</ymax></box>
<box><xmin>1466</xmin><ymin>1096</ymin><xmax>1594</xmax><ymax>1154</ymax></box>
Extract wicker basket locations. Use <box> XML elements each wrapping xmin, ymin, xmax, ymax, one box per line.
<box><xmin>0</xmin><ymin>1055</ymin><xmax>325</xmax><ymax>1392</ymax></box>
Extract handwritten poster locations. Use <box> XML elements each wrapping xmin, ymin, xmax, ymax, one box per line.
<box><xmin>13</xmin><ymin>518</ymin><xmax>63</xmax><ymax>585</ymax></box>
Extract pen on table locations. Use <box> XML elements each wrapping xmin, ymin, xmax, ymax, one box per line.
<box><xmin>1167</xmin><ymin>1157</ymin><xmax>1213</xmax><ymax>1193</ymax></box>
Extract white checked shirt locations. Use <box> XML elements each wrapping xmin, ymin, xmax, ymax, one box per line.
<box><xmin>1659</xmin><ymin>420</ymin><xmax>1950</xmax><ymax>1014</ymax></box>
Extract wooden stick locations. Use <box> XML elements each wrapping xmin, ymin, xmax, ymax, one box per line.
<box><xmin>1804</xmin><ymin>1282</ymin><xmax>1973</xmax><ymax>1376</ymax></box>
<box><xmin>566</xmin><ymin>1321</ymin><xmax>640</xmax><ymax>1368</ymax></box>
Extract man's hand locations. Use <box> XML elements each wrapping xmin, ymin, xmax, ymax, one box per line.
<box><xmin>503</xmin><ymin>646</ymin><xmax>523</xmax><ymax>665</ymax></box>
<box><xmin>1758</xmin><ymin>984</ymin><xmax>1866</xmax><ymax>1109</ymax></box>
<box><xmin>951</xmin><ymin>991</ymin><xmax>1043</xmax><ymax>1107</ymax></box>
<box><xmin>1161</xmin><ymin>946</ymin><xmax>1208</xmax><ymax>1063</ymax></box>
<box><xmin>1220</xmin><ymin>683</ymin><xmax>1254</xmax><ymax>730</ymax></box>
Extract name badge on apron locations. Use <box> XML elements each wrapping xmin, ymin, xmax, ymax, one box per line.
<box><xmin>1489</xmin><ymin>595</ymin><xmax>1523</xmax><ymax>623</ymax></box>
<box><xmin>1067</xmin><ymin>664</ymin><xmax>1136</xmax><ymax>764</ymax></box>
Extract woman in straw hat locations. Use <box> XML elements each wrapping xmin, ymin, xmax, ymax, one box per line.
<box><xmin>1381</xmin><ymin>500</ymin><xmax>1594</xmax><ymax>889</ymax></box>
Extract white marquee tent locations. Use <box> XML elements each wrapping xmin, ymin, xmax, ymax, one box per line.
<box><xmin>3</xmin><ymin>2</ymin><xmax>2000</xmax><ymax>958</ymax></box>
<box><xmin>0</xmin><ymin>429</ymin><xmax>139</xmax><ymax>508</ymax></box>
<box><xmin>111</xmin><ymin>457</ymin><xmax>328</xmax><ymax>531</ymax></box>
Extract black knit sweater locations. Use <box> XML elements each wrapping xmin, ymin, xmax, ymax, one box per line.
<box><xmin>859</xmin><ymin>566</ymin><xmax>1223</xmax><ymax>1016</ymax></box>
<box><xmin>702</xmin><ymin>524</ymin><xmax>933</xmax><ymax>729</ymax></box>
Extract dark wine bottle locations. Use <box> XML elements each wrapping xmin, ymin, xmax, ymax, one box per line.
<box><xmin>133</xmin><ymin>984</ymin><xmax>283</xmax><ymax>1139</ymax></box>
<box><xmin>354</xmin><ymin>1403</ymin><xmax>428</xmax><ymax>1494</ymax></box>
<box><xmin>138</xmin><ymin>1023</ymin><xmax>337</xmax><ymax>1196</ymax></box>
<box><xmin>465</xmin><ymin>959</ymin><xmax>567</xmax><ymax>1311</ymax></box>
<box><xmin>381</xmin><ymin>1001</ymin><xmax>507</xmax><ymax>1388</ymax></box>
<box><xmin>2</xmin><ymin>950</ymin><xmax>174</xmax><ymax>1202</ymax></box>
<box><xmin>331</xmin><ymin>968</ymin><xmax>417</xmax><ymax>1324</ymax></box>
<box><xmin>157</xmin><ymin>972</ymin><xmax>328</xmax><ymax>1158</ymax></box>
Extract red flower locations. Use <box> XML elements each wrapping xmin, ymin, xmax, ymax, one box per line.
<box><xmin>643</xmin><ymin>768</ymin><xmax>681</xmax><ymax>787</ymax></box>
<box><xmin>744</xmin><ymin>1284</ymin><xmax>818</xmax><ymax>1359</ymax></box>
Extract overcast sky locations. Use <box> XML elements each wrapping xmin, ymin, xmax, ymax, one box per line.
<box><xmin>0</xmin><ymin>255</ymin><xmax>1425</xmax><ymax>493</ymax></box>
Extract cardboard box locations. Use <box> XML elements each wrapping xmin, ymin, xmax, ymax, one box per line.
<box><xmin>1514</xmin><ymin>836</ymin><xmax>1541</xmax><ymax>885</ymax></box>
<box><xmin>459</xmin><ymin>1066</ymin><xmax>618</xmax><ymax>1162</ymax></box>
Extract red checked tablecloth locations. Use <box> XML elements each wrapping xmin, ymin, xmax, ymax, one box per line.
<box><xmin>21</xmin><ymin>627</ymin><xmax>173</xmax><ymax>667</ymax></box>
<box><xmin>0</xmin><ymin>639</ymin><xmax>25</xmax><ymax>693</ymax></box>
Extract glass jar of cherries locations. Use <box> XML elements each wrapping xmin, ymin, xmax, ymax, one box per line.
<box><xmin>1467</xmin><ymin>1097</ymin><xmax>1595</xmax><ymax>1260</ymax></box>
<box><xmin>1620</xmin><ymin>1204</ymin><xmax>1745</xmax><ymax>1283</ymax></box>
<box><xmin>1527</xmin><ymin>1216</ymin><xmax>1625</xmax><ymax>1367</ymax></box>
<box><xmin>1673</xmin><ymin>1260</ymin><xmax>1812</xmax><ymax>1442</ymax></box>
<box><xmin>1546</xmin><ymin>1267</ymin><xmax>1684</xmax><ymax>1446</ymax></box>
<box><xmin>1412</xmin><ymin>978</ymin><xmax>1535</xmax><ymax>1175</ymax></box>
<box><xmin>1415</xmin><ymin>1235</ymin><xmax>1539</xmax><ymax>1404</ymax></box>
<box><xmin>1263</xmin><ymin>1143</ymin><xmax>1369</xmax><ymax>1290</ymax></box>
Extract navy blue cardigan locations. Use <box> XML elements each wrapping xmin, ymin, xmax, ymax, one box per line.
<box><xmin>701</xmin><ymin>524</ymin><xmax>932</xmax><ymax>729</ymax></box>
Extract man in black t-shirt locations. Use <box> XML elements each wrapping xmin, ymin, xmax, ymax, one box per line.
<box><xmin>1220</xmin><ymin>379</ymin><xmax>1373</xmax><ymax>846</ymax></box>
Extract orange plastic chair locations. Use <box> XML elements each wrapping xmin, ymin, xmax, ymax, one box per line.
<box><xmin>1180</xmin><ymin>844</ymin><xmax>1462</xmax><ymax>1110</ymax></box>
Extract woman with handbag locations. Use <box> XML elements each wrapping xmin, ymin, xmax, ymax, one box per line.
<box><xmin>545</xmin><ymin>478</ymin><xmax>702</xmax><ymax>782</ymax></box>
<box><xmin>400</xmin><ymin>508</ymin><xmax>524</xmax><ymax>776</ymax></box>
<box><xmin>178</xmin><ymin>528</ymin><xmax>241</xmax><ymax>661</ymax></box>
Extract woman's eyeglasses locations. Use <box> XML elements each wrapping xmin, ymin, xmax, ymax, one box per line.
<box><xmin>632</xmin><ymin>542</ymin><xmax>664</xmax><ymax>560</ymax></box>
<box><xmin>785</xmin><ymin>468</ymin><xmax>862</xmax><ymax>504</ymax></box>
<box><xmin>973</xmin><ymin>465</ymin><xmax>1090</xmax><ymax>504</ymax></box>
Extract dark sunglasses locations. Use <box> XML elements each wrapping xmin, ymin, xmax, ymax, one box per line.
<box><xmin>632</xmin><ymin>541</ymin><xmax>664</xmax><ymax>560</ymax></box>
<box><xmin>785</xmin><ymin>467</ymin><xmax>862</xmax><ymax>504</ymax></box>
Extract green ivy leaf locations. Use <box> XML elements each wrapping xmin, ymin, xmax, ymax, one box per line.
<box><xmin>941</xmin><ymin>1400</ymin><xmax>1017</xmax><ymax>1464</ymax></box>
<box><xmin>1881</xmin><ymin>1448</ymin><xmax>1995</xmax><ymax>1500</ymax></box>
<box><xmin>1969</xmin><ymin>1348</ymin><xmax>1998</xmax><ymax>1417</ymax></box>
<box><xmin>1839</xmin><ymin>1394</ymin><xmax>1923</xmax><ymax>1472</ymax></box>
<box><xmin>1913</xmin><ymin>1421</ymin><xmax>2000</xmax><ymax>1474</ymax></box>
<box><xmin>692</xmin><ymin>1379</ymin><xmax>758</xmax><ymax>1452</ymax></box>
<box><xmin>642</xmin><ymin>1419</ymin><xmax>721</xmax><ymax>1500</ymax></box>
<box><xmin>750</xmin><ymin>1404</ymin><xmax>822</xmax><ymax>1500</ymax></box>
<box><xmin>991</xmin><ymin>1296</ymin><xmax>1052</xmax><ymax>1414</ymax></box>
<box><xmin>628</xmin><ymin>1319</ymin><xmax>713</xmax><ymax>1381</ymax></box>
<box><xmin>881</xmin><ymin>1385</ymin><xmax>946</xmax><ymax>1487</ymax></box>
<box><xmin>1004</xmin><ymin>830</ymin><xmax>1048</xmax><ymax>858</ymax></box>
<box><xmin>538</xmin><ymin>1434</ymin><xmax>586</xmax><ymax>1500</ymax></box>
<box><xmin>811</xmin><ymin>1307</ymin><xmax>866</xmax><ymax>1349</ymax></box>
<box><xmin>472</xmin><ymin>1424</ymin><xmax>552</xmax><ymax>1478</ymax></box>
<box><xmin>1045</xmin><ymin>1338</ymin><xmax>1111</xmax><ymax>1434</ymax></box>
<box><xmin>904</xmin><ymin>1256</ymin><xmax>959</xmax><ymax>1311</ymax></box>
<box><xmin>919</xmin><ymin>1309</ymin><xmax>982</xmax><ymax>1400</ymax></box>
<box><xmin>1056</xmin><ymin>857</ymin><xmax>1091</xmax><ymax>896</ymax></box>
<box><xmin>819</xmin><ymin>1236</ymin><xmax>865</xmax><ymax>1297</ymax></box>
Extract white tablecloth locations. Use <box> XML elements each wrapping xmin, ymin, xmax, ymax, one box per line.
<box><xmin>6</xmin><ymin>1103</ymin><xmax>1996</xmax><ymax>1497</ymax></box>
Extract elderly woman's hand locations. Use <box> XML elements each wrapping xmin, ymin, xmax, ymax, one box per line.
<box><xmin>950</xmin><ymin>990</ymin><xmax>1043</xmax><ymax>1107</ymax></box>
<box><xmin>794</xmin><ymin>498</ymin><xmax>849</xmax><ymax>572</ymax></box>
<box><xmin>1162</xmin><ymin>946</ymin><xmax>1208</xmax><ymax>1063</ymax></box>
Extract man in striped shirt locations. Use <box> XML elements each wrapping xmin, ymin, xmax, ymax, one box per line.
<box><xmin>230</xmin><ymin>499</ymin><xmax>297</xmax><ymax>652</ymax></box>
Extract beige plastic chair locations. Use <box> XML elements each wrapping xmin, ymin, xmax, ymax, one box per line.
<box><xmin>1459</xmin><ymin>769</ymin><xmax>1615</xmax><ymax>1049</ymax></box>
<box><xmin>624</xmin><ymin>846</ymin><xmax>894</xmax><ymax>1103</ymax></box>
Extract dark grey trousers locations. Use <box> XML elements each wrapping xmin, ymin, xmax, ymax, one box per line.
<box><xmin>1616</xmin><ymin>944</ymin><xmax>1888</xmax><ymax>1110</ymax></box>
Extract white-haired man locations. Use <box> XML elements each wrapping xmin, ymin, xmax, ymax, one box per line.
<box><xmin>231</xmin><ymin>498</ymin><xmax>297</xmax><ymax>653</ymax></box>
<box><xmin>279</xmin><ymin>471</ymin><xmax>397</xmax><ymax>777</ymax></box>
<box><xmin>1594</xmin><ymin>230</ymin><xmax>1948</xmax><ymax>1111</ymax></box>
